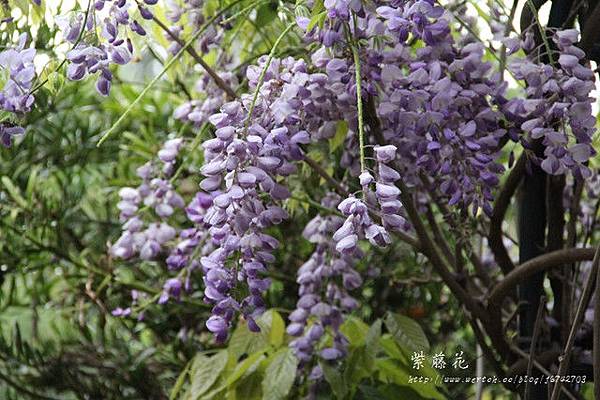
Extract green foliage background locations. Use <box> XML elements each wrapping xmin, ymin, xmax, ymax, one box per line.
<box><xmin>3</xmin><ymin>0</ymin><xmax>594</xmax><ymax>399</ymax></box>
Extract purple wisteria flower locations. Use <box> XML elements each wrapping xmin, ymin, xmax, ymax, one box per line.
<box><xmin>288</xmin><ymin>193</ymin><xmax>363</xmax><ymax>373</ymax></box>
<box><xmin>0</xmin><ymin>33</ymin><xmax>36</xmax><ymax>146</ymax></box>
<box><xmin>504</xmin><ymin>29</ymin><xmax>596</xmax><ymax>179</ymax></box>
<box><xmin>111</xmin><ymin>139</ymin><xmax>185</xmax><ymax>260</ymax></box>
<box><xmin>58</xmin><ymin>0</ymin><xmax>158</xmax><ymax>96</ymax></box>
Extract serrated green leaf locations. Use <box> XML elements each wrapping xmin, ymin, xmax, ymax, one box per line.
<box><xmin>384</xmin><ymin>313</ymin><xmax>430</xmax><ymax>352</ymax></box>
<box><xmin>262</xmin><ymin>348</ymin><xmax>298</xmax><ymax>400</ymax></box>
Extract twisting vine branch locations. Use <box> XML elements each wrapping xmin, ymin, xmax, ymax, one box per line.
<box><xmin>488</xmin><ymin>154</ymin><xmax>525</xmax><ymax>275</ymax></box>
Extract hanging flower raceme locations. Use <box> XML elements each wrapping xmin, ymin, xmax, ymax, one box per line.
<box><xmin>58</xmin><ymin>0</ymin><xmax>157</xmax><ymax>96</ymax></box>
<box><xmin>287</xmin><ymin>193</ymin><xmax>363</xmax><ymax>377</ymax></box>
<box><xmin>111</xmin><ymin>139</ymin><xmax>185</xmax><ymax>260</ymax></box>
<box><xmin>198</xmin><ymin>56</ymin><xmax>351</xmax><ymax>341</ymax></box>
<box><xmin>0</xmin><ymin>33</ymin><xmax>36</xmax><ymax>147</ymax></box>
<box><xmin>163</xmin><ymin>0</ymin><xmax>225</xmax><ymax>55</ymax></box>
<box><xmin>375</xmin><ymin>2</ymin><xmax>506</xmax><ymax>216</ymax></box>
<box><xmin>504</xmin><ymin>29</ymin><xmax>596</xmax><ymax>179</ymax></box>
<box><xmin>174</xmin><ymin>72</ymin><xmax>238</xmax><ymax>127</ymax></box>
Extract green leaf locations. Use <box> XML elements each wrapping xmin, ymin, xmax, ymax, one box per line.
<box><xmin>340</xmin><ymin>316</ymin><xmax>369</xmax><ymax>346</ymax></box>
<box><xmin>306</xmin><ymin>10</ymin><xmax>327</xmax><ymax>32</ymax></box>
<box><xmin>170</xmin><ymin>360</ymin><xmax>193</xmax><ymax>400</ymax></box>
<box><xmin>378</xmin><ymin>383</ymin><xmax>431</xmax><ymax>400</ymax></box>
<box><xmin>261</xmin><ymin>348</ymin><xmax>298</xmax><ymax>400</ymax></box>
<box><xmin>258</xmin><ymin>310</ymin><xmax>285</xmax><ymax>348</ymax></box>
<box><xmin>375</xmin><ymin>359</ymin><xmax>444</xmax><ymax>400</ymax></box>
<box><xmin>343</xmin><ymin>346</ymin><xmax>373</xmax><ymax>389</ymax></box>
<box><xmin>255</xmin><ymin>2</ymin><xmax>277</xmax><ymax>26</ymax></box>
<box><xmin>190</xmin><ymin>350</ymin><xmax>228</xmax><ymax>399</ymax></box>
<box><xmin>229</xmin><ymin>322</ymin><xmax>268</xmax><ymax>359</ymax></box>
<box><xmin>357</xmin><ymin>385</ymin><xmax>383</xmax><ymax>400</ymax></box>
<box><xmin>329</xmin><ymin>120</ymin><xmax>348</xmax><ymax>151</ymax></box>
<box><xmin>225</xmin><ymin>351</ymin><xmax>266</xmax><ymax>386</ymax></box>
<box><xmin>366</xmin><ymin>319</ymin><xmax>382</xmax><ymax>352</ymax></box>
<box><xmin>384</xmin><ymin>313</ymin><xmax>430</xmax><ymax>352</ymax></box>
<box><xmin>358</xmin><ymin>384</ymin><xmax>424</xmax><ymax>400</ymax></box>
<box><xmin>379</xmin><ymin>336</ymin><xmax>408</xmax><ymax>363</ymax></box>
<box><xmin>235</xmin><ymin>370</ymin><xmax>263</xmax><ymax>399</ymax></box>
<box><xmin>321</xmin><ymin>362</ymin><xmax>348</xmax><ymax>399</ymax></box>
<box><xmin>1</xmin><ymin>176</ymin><xmax>28</xmax><ymax>209</ymax></box>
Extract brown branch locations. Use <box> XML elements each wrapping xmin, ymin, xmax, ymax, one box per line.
<box><xmin>424</xmin><ymin>204</ymin><xmax>456</xmax><ymax>267</ymax></box>
<box><xmin>395</xmin><ymin>178</ymin><xmax>486</xmax><ymax>317</ymax></box>
<box><xmin>365</xmin><ymin>97</ymin><xmax>489</xmax><ymax>323</ymax></box>
<box><xmin>547</xmin><ymin>175</ymin><xmax>565</xmax><ymax>329</ymax></box>
<box><xmin>580</xmin><ymin>1</ymin><xmax>600</xmax><ymax>63</ymax></box>
<box><xmin>488</xmin><ymin>154</ymin><xmax>526</xmax><ymax>275</ymax></box>
<box><xmin>488</xmin><ymin>247</ymin><xmax>597</xmax><ymax>309</ymax></box>
<box><xmin>152</xmin><ymin>15</ymin><xmax>238</xmax><ymax>100</ymax></box>
<box><xmin>301</xmin><ymin>154</ymin><xmax>349</xmax><ymax>197</ymax></box>
<box><xmin>469</xmin><ymin>318</ymin><xmax>506</xmax><ymax>381</ymax></box>
<box><xmin>550</xmin><ymin>245</ymin><xmax>600</xmax><ymax>400</ymax></box>
<box><xmin>426</xmin><ymin>188</ymin><xmax>492</xmax><ymax>286</ymax></box>
<box><xmin>595</xmin><ymin>258</ymin><xmax>600</xmax><ymax>399</ymax></box>
<box><xmin>508</xmin><ymin>347</ymin><xmax>579</xmax><ymax>400</ymax></box>
<box><xmin>524</xmin><ymin>296</ymin><xmax>546</xmax><ymax>400</ymax></box>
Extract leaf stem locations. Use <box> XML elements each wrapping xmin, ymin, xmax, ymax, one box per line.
<box><xmin>97</xmin><ymin>0</ymin><xmax>243</xmax><ymax>147</ymax></box>
<box><xmin>349</xmin><ymin>16</ymin><xmax>366</xmax><ymax>174</ymax></box>
<box><xmin>243</xmin><ymin>23</ymin><xmax>295</xmax><ymax>133</ymax></box>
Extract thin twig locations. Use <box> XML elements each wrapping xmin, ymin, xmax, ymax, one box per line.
<box><xmin>550</xmin><ymin>244</ymin><xmax>600</xmax><ymax>400</ymax></box>
<box><xmin>594</xmin><ymin>250</ymin><xmax>600</xmax><ymax>399</ymax></box>
<box><xmin>524</xmin><ymin>296</ymin><xmax>546</xmax><ymax>400</ymax></box>
<box><xmin>510</xmin><ymin>346</ymin><xmax>579</xmax><ymax>400</ymax></box>
<box><xmin>151</xmin><ymin>13</ymin><xmax>238</xmax><ymax>99</ymax></box>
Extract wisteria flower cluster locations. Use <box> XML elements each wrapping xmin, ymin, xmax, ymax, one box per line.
<box><xmin>164</xmin><ymin>0</ymin><xmax>224</xmax><ymax>55</ymax></box>
<box><xmin>111</xmin><ymin>138</ymin><xmax>184</xmax><ymax>260</ymax></box>
<box><xmin>173</xmin><ymin>72</ymin><xmax>238</xmax><ymax>127</ymax></box>
<box><xmin>103</xmin><ymin>0</ymin><xmax>598</xmax><ymax>372</ymax></box>
<box><xmin>287</xmin><ymin>193</ymin><xmax>362</xmax><ymax>371</ymax></box>
<box><xmin>198</xmin><ymin>55</ymin><xmax>352</xmax><ymax>340</ymax></box>
<box><xmin>0</xmin><ymin>33</ymin><xmax>36</xmax><ymax>147</ymax></box>
<box><xmin>505</xmin><ymin>29</ymin><xmax>596</xmax><ymax>178</ymax></box>
<box><xmin>59</xmin><ymin>0</ymin><xmax>157</xmax><ymax>96</ymax></box>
